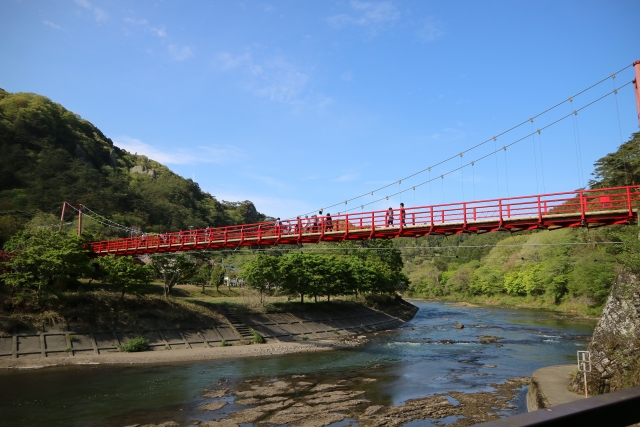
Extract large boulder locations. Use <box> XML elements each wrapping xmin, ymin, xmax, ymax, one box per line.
<box><xmin>571</xmin><ymin>269</ymin><xmax>640</xmax><ymax>394</ymax></box>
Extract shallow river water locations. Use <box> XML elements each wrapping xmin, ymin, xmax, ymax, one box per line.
<box><xmin>0</xmin><ymin>301</ymin><xmax>596</xmax><ymax>427</ymax></box>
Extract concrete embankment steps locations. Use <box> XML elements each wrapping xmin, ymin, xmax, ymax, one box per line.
<box><xmin>220</xmin><ymin>307</ymin><xmax>257</xmax><ymax>341</ymax></box>
<box><xmin>0</xmin><ymin>301</ymin><xmax>418</xmax><ymax>361</ymax></box>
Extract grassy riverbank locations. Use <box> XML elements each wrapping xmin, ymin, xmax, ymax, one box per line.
<box><xmin>0</xmin><ymin>282</ymin><xmax>414</xmax><ymax>334</ymax></box>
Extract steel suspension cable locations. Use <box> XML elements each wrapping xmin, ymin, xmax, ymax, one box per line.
<box><xmin>331</xmin><ymin>81</ymin><xmax>634</xmax><ymax>214</ymax></box>
<box><xmin>300</xmin><ymin>64</ymin><xmax>634</xmax><ymax>217</ymax></box>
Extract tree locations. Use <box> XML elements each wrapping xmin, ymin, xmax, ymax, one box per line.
<box><xmin>98</xmin><ymin>255</ymin><xmax>152</xmax><ymax>301</ymax></box>
<box><xmin>150</xmin><ymin>254</ymin><xmax>196</xmax><ymax>297</ymax></box>
<box><xmin>1</xmin><ymin>229</ymin><xmax>90</xmax><ymax>302</ymax></box>
<box><xmin>589</xmin><ymin>132</ymin><xmax>640</xmax><ymax>188</ymax></box>
<box><xmin>279</xmin><ymin>253</ymin><xmax>309</xmax><ymax>303</ymax></box>
<box><xmin>337</xmin><ymin>239</ymin><xmax>407</xmax><ymax>294</ymax></box>
<box><xmin>242</xmin><ymin>254</ymin><xmax>280</xmax><ymax>304</ymax></box>
<box><xmin>193</xmin><ymin>260</ymin><xmax>226</xmax><ymax>293</ymax></box>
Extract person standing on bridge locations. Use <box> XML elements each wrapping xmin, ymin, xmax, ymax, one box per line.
<box><xmin>400</xmin><ymin>203</ymin><xmax>407</xmax><ymax>226</ymax></box>
<box><xmin>386</xmin><ymin>207</ymin><xmax>394</xmax><ymax>227</ymax></box>
<box><xmin>326</xmin><ymin>213</ymin><xmax>333</xmax><ymax>231</ymax></box>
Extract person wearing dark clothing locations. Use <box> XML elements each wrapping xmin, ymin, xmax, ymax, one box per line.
<box><xmin>326</xmin><ymin>213</ymin><xmax>333</xmax><ymax>231</ymax></box>
<box><xmin>400</xmin><ymin>203</ymin><xmax>407</xmax><ymax>226</ymax></box>
<box><xmin>386</xmin><ymin>207</ymin><xmax>394</xmax><ymax>227</ymax></box>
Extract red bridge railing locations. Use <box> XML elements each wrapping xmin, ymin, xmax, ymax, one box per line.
<box><xmin>87</xmin><ymin>185</ymin><xmax>640</xmax><ymax>256</ymax></box>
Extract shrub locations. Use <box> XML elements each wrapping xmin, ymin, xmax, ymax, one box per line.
<box><xmin>220</xmin><ymin>340</ymin><xmax>227</xmax><ymax>347</ymax></box>
<box><xmin>251</xmin><ymin>329</ymin><xmax>264</xmax><ymax>343</ymax></box>
<box><xmin>119</xmin><ymin>336</ymin><xmax>149</xmax><ymax>352</ymax></box>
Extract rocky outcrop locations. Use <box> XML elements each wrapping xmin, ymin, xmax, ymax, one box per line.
<box><xmin>74</xmin><ymin>144</ymin><xmax>96</xmax><ymax>169</ymax></box>
<box><xmin>130</xmin><ymin>164</ymin><xmax>156</xmax><ymax>178</ymax></box>
<box><xmin>571</xmin><ymin>269</ymin><xmax>640</xmax><ymax>394</ymax></box>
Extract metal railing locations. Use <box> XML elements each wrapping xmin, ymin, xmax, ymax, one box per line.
<box><xmin>474</xmin><ymin>385</ymin><xmax>640</xmax><ymax>426</ymax></box>
<box><xmin>87</xmin><ymin>185</ymin><xmax>640</xmax><ymax>256</ymax></box>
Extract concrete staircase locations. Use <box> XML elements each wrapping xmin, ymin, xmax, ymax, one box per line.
<box><xmin>221</xmin><ymin>307</ymin><xmax>255</xmax><ymax>341</ymax></box>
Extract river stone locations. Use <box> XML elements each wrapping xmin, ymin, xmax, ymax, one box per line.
<box><xmin>364</xmin><ymin>405</ymin><xmax>384</xmax><ymax>415</ymax></box>
<box><xmin>200</xmin><ymin>419</ymin><xmax>239</xmax><ymax>427</ymax></box>
<box><xmin>478</xmin><ymin>335</ymin><xmax>501</xmax><ymax>343</ymax></box>
<box><xmin>229</xmin><ymin>407</ymin><xmax>265</xmax><ymax>423</ymax></box>
<box><xmin>197</xmin><ymin>401</ymin><xmax>227</xmax><ymax>411</ymax></box>
<box><xmin>254</xmin><ymin>398</ymin><xmax>295</xmax><ymax>412</ymax></box>
<box><xmin>202</xmin><ymin>388</ymin><xmax>229</xmax><ymax>398</ymax></box>
<box><xmin>453</xmin><ymin>323</ymin><xmax>464</xmax><ymax>329</ymax></box>
<box><xmin>309</xmin><ymin>382</ymin><xmax>346</xmax><ymax>392</ymax></box>
<box><xmin>296</xmin><ymin>413</ymin><xmax>347</xmax><ymax>427</ymax></box>
<box><xmin>305</xmin><ymin>390</ymin><xmax>366</xmax><ymax>405</ymax></box>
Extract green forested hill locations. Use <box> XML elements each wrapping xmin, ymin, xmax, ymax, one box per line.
<box><xmin>402</xmin><ymin>132</ymin><xmax>640</xmax><ymax>313</ymax></box>
<box><xmin>0</xmin><ymin>89</ymin><xmax>269</xmax><ymax>244</ymax></box>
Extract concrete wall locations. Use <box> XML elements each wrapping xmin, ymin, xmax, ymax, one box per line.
<box><xmin>0</xmin><ymin>302</ymin><xmax>417</xmax><ymax>360</ymax></box>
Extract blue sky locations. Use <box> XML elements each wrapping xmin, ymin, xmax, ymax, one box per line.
<box><xmin>1</xmin><ymin>0</ymin><xmax>639</xmax><ymax>220</ymax></box>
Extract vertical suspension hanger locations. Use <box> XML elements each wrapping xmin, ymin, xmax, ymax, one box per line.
<box><xmin>471</xmin><ymin>161</ymin><xmax>476</xmax><ymax>201</ymax></box>
<box><xmin>459</xmin><ymin>152</ymin><xmax>465</xmax><ymax>201</ymax></box>
<box><xmin>441</xmin><ymin>175</ymin><xmax>445</xmax><ymax>203</ymax></box>
<box><xmin>612</xmin><ymin>72</ymin><xmax>630</xmax><ymax>185</ymax></box>
<box><xmin>537</xmin><ymin>129</ymin><xmax>546</xmax><ymax>192</ymax></box>
<box><xmin>569</xmin><ymin>97</ymin><xmax>584</xmax><ymax>188</ymax></box>
<box><xmin>493</xmin><ymin>136</ymin><xmax>500</xmax><ymax>197</ymax></box>
<box><xmin>503</xmin><ymin>146</ymin><xmax>510</xmax><ymax>197</ymax></box>
<box><xmin>428</xmin><ymin>167</ymin><xmax>432</xmax><ymax>205</ymax></box>
<box><xmin>530</xmin><ymin>118</ymin><xmax>539</xmax><ymax>193</ymax></box>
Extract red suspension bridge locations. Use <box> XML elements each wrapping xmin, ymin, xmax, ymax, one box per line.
<box><xmin>75</xmin><ymin>61</ymin><xmax>640</xmax><ymax>256</ymax></box>
<box><xmin>85</xmin><ymin>185</ymin><xmax>640</xmax><ymax>256</ymax></box>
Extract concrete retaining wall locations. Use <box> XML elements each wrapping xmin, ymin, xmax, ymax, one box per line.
<box><xmin>0</xmin><ymin>303</ymin><xmax>416</xmax><ymax>360</ymax></box>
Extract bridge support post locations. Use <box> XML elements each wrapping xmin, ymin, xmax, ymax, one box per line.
<box><xmin>634</xmin><ymin>60</ymin><xmax>640</xmax><ymax>128</ymax></box>
<box><xmin>59</xmin><ymin>202</ymin><xmax>67</xmax><ymax>232</ymax></box>
<box><xmin>77</xmin><ymin>204</ymin><xmax>83</xmax><ymax>237</ymax></box>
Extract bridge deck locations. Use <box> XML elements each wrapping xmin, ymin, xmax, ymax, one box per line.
<box><xmin>87</xmin><ymin>185</ymin><xmax>640</xmax><ymax>256</ymax></box>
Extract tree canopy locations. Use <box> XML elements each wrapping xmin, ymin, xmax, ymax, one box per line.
<box><xmin>241</xmin><ymin>243</ymin><xmax>409</xmax><ymax>303</ymax></box>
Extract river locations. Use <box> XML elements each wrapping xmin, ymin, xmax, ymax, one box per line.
<box><xmin>0</xmin><ymin>301</ymin><xmax>596</xmax><ymax>426</ymax></box>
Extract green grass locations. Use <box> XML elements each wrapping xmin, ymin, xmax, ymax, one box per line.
<box><xmin>251</xmin><ymin>329</ymin><xmax>264</xmax><ymax>343</ymax></box>
<box><xmin>119</xmin><ymin>336</ymin><xmax>149</xmax><ymax>352</ymax></box>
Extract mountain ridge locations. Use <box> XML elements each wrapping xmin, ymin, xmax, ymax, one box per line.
<box><xmin>0</xmin><ymin>88</ymin><xmax>270</xmax><ymax>244</ymax></box>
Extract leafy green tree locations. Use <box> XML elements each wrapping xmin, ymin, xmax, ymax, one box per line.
<box><xmin>242</xmin><ymin>254</ymin><xmax>280</xmax><ymax>304</ymax></box>
<box><xmin>279</xmin><ymin>253</ymin><xmax>309</xmax><ymax>303</ymax></box>
<box><xmin>1</xmin><ymin>229</ymin><xmax>89</xmax><ymax>302</ymax></box>
<box><xmin>470</xmin><ymin>265</ymin><xmax>504</xmax><ymax>296</ymax></box>
<box><xmin>569</xmin><ymin>259</ymin><xmax>616</xmax><ymax>306</ymax></box>
<box><xmin>589</xmin><ymin>132</ymin><xmax>640</xmax><ymax>188</ymax></box>
<box><xmin>98</xmin><ymin>255</ymin><xmax>152</xmax><ymax>301</ymax></box>
<box><xmin>336</xmin><ymin>239</ymin><xmax>408</xmax><ymax>294</ymax></box>
<box><xmin>150</xmin><ymin>254</ymin><xmax>196</xmax><ymax>297</ymax></box>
